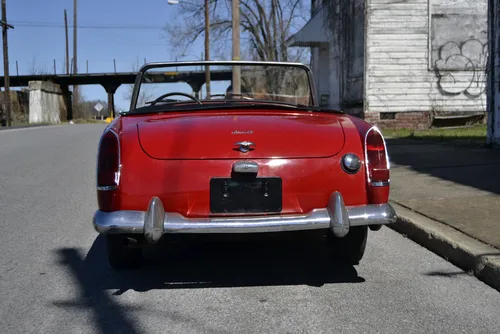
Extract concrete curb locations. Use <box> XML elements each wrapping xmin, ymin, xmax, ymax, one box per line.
<box><xmin>388</xmin><ymin>201</ymin><xmax>500</xmax><ymax>293</ymax></box>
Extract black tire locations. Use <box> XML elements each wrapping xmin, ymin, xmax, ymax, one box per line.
<box><xmin>106</xmin><ymin>234</ymin><xmax>143</xmax><ymax>269</ymax></box>
<box><xmin>326</xmin><ymin>226</ymin><xmax>368</xmax><ymax>265</ymax></box>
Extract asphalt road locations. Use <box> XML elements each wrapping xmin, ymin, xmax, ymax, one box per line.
<box><xmin>1</xmin><ymin>124</ymin><xmax>500</xmax><ymax>334</ymax></box>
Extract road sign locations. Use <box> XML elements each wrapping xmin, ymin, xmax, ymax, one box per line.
<box><xmin>94</xmin><ymin>103</ymin><xmax>104</xmax><ymax>113</ymax></box>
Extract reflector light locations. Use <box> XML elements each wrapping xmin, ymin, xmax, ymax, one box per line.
<box><xmin>341</xmin><ymin>153</ymin><xmax>361</xmax><ymax>174</ymax></box>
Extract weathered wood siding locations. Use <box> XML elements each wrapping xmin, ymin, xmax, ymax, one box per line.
<box><xmin>365</xmin><ymin>0</ymin><xmax>488</xmax><ymax>118</ymax></box>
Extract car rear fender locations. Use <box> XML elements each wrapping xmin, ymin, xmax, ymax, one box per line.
<box><xmin>340</xmin><ymin>115</ymin><xmax>390</xmax><ymax>204</ymax></box>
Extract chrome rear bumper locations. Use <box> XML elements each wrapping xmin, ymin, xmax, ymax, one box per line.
<box><xmin>92</xmin><ymin>192</ymin><xmax>397</xmax><ymax>243</ymax></box>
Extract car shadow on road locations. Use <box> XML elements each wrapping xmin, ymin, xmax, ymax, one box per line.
<box><xmin>51</xmin><ymin>234</ymin><xmax>364</xmax><ymax>331</ymax></box>
<box><xmin>52</xmin><ymin>247</ymin><xmax>143</xmax><ymax>334</ymax></box>
<box><xmin>50</xmin><ymin>233</ymin><xmax>365</xmax><ymax>333</ymax></box>
<box><xmin>57</xmin><ymin>232</ymin><xmax>365</xmax><ymax>293</ymax></box>
<box><xmin>385</xmin><ymin>138</ymin><xmax>500</xmax><ymax>195</ymax></box>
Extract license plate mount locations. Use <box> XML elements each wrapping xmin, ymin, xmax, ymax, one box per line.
<box><xmin>210</xmin><ymin>177</ymin><xmax>282</xmax><ymax>213</ymax></box>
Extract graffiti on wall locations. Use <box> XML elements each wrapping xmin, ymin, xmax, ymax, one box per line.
<box><xmin>434</xmin><ymin>39</ymin><xmax>488</xmax><ymax>97</ymax></box>
<box><xmin>431</xmin><ymin>12</ymin><xmax>488</xmax><ymax>99</ymax></box>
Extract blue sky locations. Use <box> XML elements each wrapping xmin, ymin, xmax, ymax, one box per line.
<box><xmin>4</xmin><ymin>0</ymin><xmax>311</xmax><ymax>111</ymax></box>
<box><xmin>5</xmin><ymin>0</ymin><xmax>209</xmax><ymax>110</ymax></box>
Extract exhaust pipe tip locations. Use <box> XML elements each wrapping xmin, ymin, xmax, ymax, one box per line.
<box><xmin>123</xmin><ymin>237</ymin><xmax>139</xmax><ymax>247</ymax></box>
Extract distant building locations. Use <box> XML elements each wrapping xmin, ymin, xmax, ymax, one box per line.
<box><xmin>288</xmin><ymin>0</ymin><xmax>488</xmax><ymax>130</ymax></box>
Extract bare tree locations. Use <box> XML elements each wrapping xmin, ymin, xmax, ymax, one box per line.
<box><xmin>122</xmin><ymin>58</ymin><xmax>155</xmax><ymax>108</ymax></box>
<box><xmin>27</xmin><ymin>55</ymin><xmax>49</xmax><ymax>75</ymax></box>
<box><xmin>164</xmin><ymin>0</ymin><xmax>310</xmax><ymax>63</ymax></box>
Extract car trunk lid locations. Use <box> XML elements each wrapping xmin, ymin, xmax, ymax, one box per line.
<box><xmin>136</xmin><ymin>111</ymin><xmax>345</xmax><ymax>160</ymax></box>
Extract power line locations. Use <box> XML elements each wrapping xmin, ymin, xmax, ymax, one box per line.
<box><xmin>10</xmin><ymin>20</ymin><xmax>165</xmax><ymax>30</ymax></box>
<box><xmin>13</xmin><ymin>19</ymin><xmax>168</xmax><ymax>46</ymax></box>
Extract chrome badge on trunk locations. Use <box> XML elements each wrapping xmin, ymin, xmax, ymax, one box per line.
<box><xmin>234</xmin><ymin>141</ymin><xmax>255</xmax><ymax>153</ymax></box>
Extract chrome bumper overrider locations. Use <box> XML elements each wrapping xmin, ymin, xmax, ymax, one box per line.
<box><xmin>92</xmin><ymin>192</ymin><xmax>397</xmax><ymax>243</ymax></box>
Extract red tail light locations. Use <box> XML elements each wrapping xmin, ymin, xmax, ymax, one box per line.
<box><xmin>365</xmin><ymin>127</ymin><xmax>390</xmax><ymax>185</ymax></box>
<box><xmin>97</xmin><ymin>129</ymin><xmax>121</xmax><ymax>189</ymax></box>
<box><xmin>97</xmin><ymin>129</ymin><xmax>121</xmax><ymax>211</ymax></box>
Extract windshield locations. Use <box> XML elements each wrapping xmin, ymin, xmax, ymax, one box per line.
<box><xmin>130</xmin><ymin>61</ymin><xmax>315</xmax><ymax>111</ymax></box>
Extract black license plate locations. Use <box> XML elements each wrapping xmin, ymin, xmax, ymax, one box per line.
<box><xmin>210</xmin><ymin>177</ymin><xmax>282</xmax><ymax>213</ymax></box>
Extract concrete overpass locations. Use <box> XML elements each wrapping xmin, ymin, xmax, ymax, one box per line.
<box><xmin>0</xmin><ymin>70</ymin><xmax>233</xmax><ymax>121</ymax></box>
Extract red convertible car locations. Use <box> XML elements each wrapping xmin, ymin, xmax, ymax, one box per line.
<box><xmin>92</xmin><ymin>60</ymin><xmax>397</xmax><ymax>269</ymax></box>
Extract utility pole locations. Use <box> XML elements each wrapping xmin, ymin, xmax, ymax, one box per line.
<box><xmin>232</xmin><ymin>0</ymin><xmax>241</xmax><ymax>95</ymax></box>
<box><xmin>64</xmin><ymin>9</ymin><xmax>69</xmax><ymax>75</ymax></box>
<box><xmin>73</xmin><ymin>0</ymin><xmax>77</xmax><ymax>76</ymax></box>
<box><xmin>72</xmin><ymin>0</ymin><xmax>78</xmax><ymax>110</ymax></box>
<box><xmin>1</xmin><ymin>0</ymin><xmax>13</xmax><ymax>127</ymax></box>
<box><xmin>487</xmin><ymin>0</ymin><xmax>500</xmax><ymax>148</ymax></box>
<box><xmin>204</xmin><ymin>0</ymin><xmax>211</xmax><ymax>99</ymax></box>
<box><xmin>167</xmin><ymin>0</ymin><xmax>211</xmax><ymax>98</ymax></box>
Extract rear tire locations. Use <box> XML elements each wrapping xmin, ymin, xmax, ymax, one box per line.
<box><xmin>106</xmin><ymin>234</ymin><xmax>143</xmax><ymax>269</ymax></box>
<box><xmin>326</xmin><ymin>226</ymin><xmax>368</xmax><ymax>265</ymax></box>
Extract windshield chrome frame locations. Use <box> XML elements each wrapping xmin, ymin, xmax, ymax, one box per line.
<box><xmin>129</xmin><ymin>60</ymin><xmax>318</xmax><ymax>111</ymax></box>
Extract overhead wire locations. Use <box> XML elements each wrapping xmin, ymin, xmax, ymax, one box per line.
<box><xmin>10</xmin><ymin>20</ymin><xmax>165</xmax><ymax>30</ymax></box>
<box><xmin>11</xmin><ymin>19</ymin><xmax>168</xmax><ymax>46</ymax></box>
<box><xmin>10</xmin><ymin>19</ymin><xmax>169</xmax><ymax>74</ymax></box>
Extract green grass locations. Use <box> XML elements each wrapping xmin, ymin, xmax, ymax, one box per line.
<box><xmin>381</xmin><ymin>125</ymin><xmax>487</xmax><ymax>146</ymax></box>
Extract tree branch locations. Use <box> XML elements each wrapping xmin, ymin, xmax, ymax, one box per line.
<box><xmin>163</xmin><ymin>0</ymin><xmax>311</xmax><ymax>62</ymax></box>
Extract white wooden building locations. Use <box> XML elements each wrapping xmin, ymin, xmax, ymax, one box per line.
<box><xmin>288</xmin><ymin>0</ymin><xmax>488</xmax><ymax>130</ymax></box>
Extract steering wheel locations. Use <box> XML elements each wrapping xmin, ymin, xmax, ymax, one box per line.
<box><xmin>149</xmin><ymin>92</ymin><xmax>202</xmax><ymax>106</ymax></box>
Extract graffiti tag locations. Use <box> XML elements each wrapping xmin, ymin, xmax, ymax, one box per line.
<box><xmin>434</xmin><ymin>39</ymin><xmax>488</xmax><ymax>98</ymax></box>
